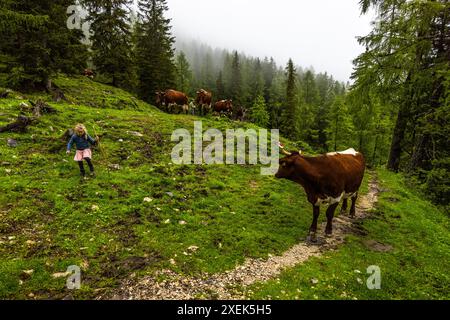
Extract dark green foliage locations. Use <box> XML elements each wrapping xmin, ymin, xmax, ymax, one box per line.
<box><xmin>175</xmin><ymin>51</ymin><xmax>192</xmax><ymax>95</ymax></box>
<box><xmin>82</xmin><ymin>0</ymin><xmax>134</xmax><ymax>89</ymax></box>
<box><xmin>251</xmin><ymin>95</ymin><xmax>269</xmax><ymax>128</ymax></box>
<box><xmin>282</xmin><ymin>59</ymin><xmax>298</xmax><ymax>140</ymax></box>
<box><xmin>0</xmin><ymin>0</ymin><xmax>88</xmax><ymax>90</ymax></box>
<box><xmin>134</xmin><ymin>0</ymin><xmax>176</xmax><ymax>103</ymax></box>
<box><xmin>215</xmin><ymin>71</ymin><xmax>225</xmax><ymax>101</ymax></box>
<box><xmin>352</xmin><ymin>0</ymin><xmax>450</xmax><ymax>204</ymax></box>
<box><xmin>230</xmin><ymin>51</ymin><xmax>242</xmax><ymax>105</ymax></box>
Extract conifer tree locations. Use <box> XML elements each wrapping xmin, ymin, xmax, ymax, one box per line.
<box><xmin>215</xmin><ymin>71</ymin><xmax>225</xmax><ymax>101</ymax></box>
<box><xmin>282</xmin><ymin>59</ymin><xmax>298</xmax><ymax>139</ymax></box>
<box><xmin>0</xmin><ymin>0</ymin><xmax>88</xmax><ymax>90</ymax></box>
<box><xmin>134</xmin><ymin>0</ymin><xmax>175</xmax><ymax>103</ymax></box>
<box><xmin>230</xmin><ymin>51</ymin><xmax>242</xmax><ymax>104</ymax></box>
<box><xmin>326</xmin><ymin>95</ymin><xmax>354</xmax><ymax>152</ymax></box>
<box><xmin>251</xmin><ymin>95</ymin><xmax>269</xmax><ymax>128</ymax></box>
<box><xmin>83</xmin><ymin>0</ymin><xmax>134</xmax><ymax>89</ymax></box>
<box><xmin>175</xmin><ymin>51</ymin><xmax>192</xmax><ymax>94</ymax></box>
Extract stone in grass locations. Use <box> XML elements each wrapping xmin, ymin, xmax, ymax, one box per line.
<box><xmin>187</xmin><ymin>245</ymin><xmax>199</xmax><ymax>252</ymax></box>
<box><xmin>20</xmin><ymin>269</ymin><xmax>34</xmax><ymax>281</ymax></box>
<box><xmin>166</xmin><ymin>192</ymin><xmax>174</xmax><ymax>198</ymax></box>
<box><xmin>311</xmin><ymin>278</ymin><xmax>319</xmax><ymax>285</ymax></box>
<box><xmin>127</xmin><ymin>131</ymin><xmax>143</xmax><ymax>137</ymax></box>
<box><xmin>7</xmin><ymin>138</ymin><xmax>18</xmax><ymax>147</ymax></box>
<box><xmin>143</xmin><ymin>197</ymin><xmax>153</xmax><ymax>203</ymax></box>
<box><xmin>109</xmin><ymin>164</ymin><xmax>121</xmax><ymax>170</ymax></box>
<box><xmin>91</xmin><ymin>205</ymin><xmax>100</xmax><ymax>211</ymax></box>
<box><xmin>179</xmin><ymin>220</ymin><xmax>187</xmax><ymax>225</ymax></box>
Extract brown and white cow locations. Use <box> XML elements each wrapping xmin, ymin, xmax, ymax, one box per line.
<box><xmin>159</xmin><ymin>89</ymin><xmax>189</xmax><ymax>114</ymax></box>
<box><xmin>233</xmin><ymin>106</ymin><xmax>247</xmax><ymax>122</ymax></box>
<box><xmin>195</xmin><ymin>89</ymin><xmax>212</xmax><ymax>115</ymax></box>
<box><xmin>275</xmin><ymin>146</ymin><xmax>366</xmax><ymax>242</ymax></box>
<box><xmin>83</xmin><ymin>69</ymin><xmax>95</xmax><ymax>78</ymax></box>
<box><xmin>155</xmin><ymin>91</ymin><xmax>166</xmax><ymax>110</ymax></box>
<box><xmin>214</xmin><ymin>99</ymin><xmax>233</xmax><ymax>116</ymax></box>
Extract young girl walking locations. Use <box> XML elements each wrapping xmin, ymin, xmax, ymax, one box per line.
<box><xmin>67</xmin><ymin>124</ymin><xmax>97</xmax><ymax>178</ymax></box>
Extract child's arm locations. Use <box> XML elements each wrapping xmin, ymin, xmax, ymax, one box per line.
<box><xmin>87</xmin><ymin>135</ymin><xmax>97</xmax><ymax>146</ymax></box>
<box><xmin>67</xmin><ymin>135</ymin><xmax>75</xmax><ymax>153</ymax></box>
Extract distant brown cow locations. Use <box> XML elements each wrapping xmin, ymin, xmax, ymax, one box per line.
<box><xmin>83</xmin><ymin>69</ymin><xmax>95</xmax><ymax>78</ymax></box>
<box><xmin>214</xmin><ymin>99</ymin><xmax>233</xmax><ymax>116</ymax></box>
<box><xmin>165</xmin><ymin>89</ymin><xmax>189</xmax><ymax>114</ymax></box>
<box><xmin>234</xmin><ymin>106</ymin><xmax>247</xmax><ymax>122</ymax></box>
<box><xmin>156</xmin><ymin>89</ymin><xmax>189</xmax><ymax>114</ymax></box>
<box><xmin>195</xmin><ymin>89</ymin><xmax>212</xmax><ymax>115</ymax></box>
<box><xmin>275</xmin><ymin>146</ymin><xmax>366</xmax><ymax>242</ymax></box>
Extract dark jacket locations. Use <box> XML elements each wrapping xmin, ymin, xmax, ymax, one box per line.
<box><xmin>67</xmin><ymin>134</ymin><xmax>96</xmax><ymax>151</ymax></box>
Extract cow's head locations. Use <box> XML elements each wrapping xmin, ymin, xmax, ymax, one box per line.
<box><xmin>275</xmin><ymin>145</ymin><xmax>303</xmax><ymax>179</ymax></box>
<box><xmin>195</xmin><ymin>90</ymin><xmax>204</xmax><ymax>103</ymax></box>
<box><xmin>226</xmin><ymin>99</ymin><xmax>233</xmax><ymax>110</ymax></box>
<box><xmin>155</xmin><ymin>91</ymin><xmax>164</xmax><ymax>106</ymax></box>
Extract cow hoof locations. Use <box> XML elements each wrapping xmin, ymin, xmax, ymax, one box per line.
<box><xmin>325</xmin><ymin>233</ymin><xmax>333</xmax><ymax>238</ymax></box>
<box><xmin>307</xmin><ymin>233</ymin><xmax>318</xmax><ymax>243</ymax></box>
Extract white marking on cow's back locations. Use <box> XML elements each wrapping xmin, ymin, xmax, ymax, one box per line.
<box><xmin>327</xmin><ymin>148</ymin><xmax>358</xmax><ymax>156</ymax></box>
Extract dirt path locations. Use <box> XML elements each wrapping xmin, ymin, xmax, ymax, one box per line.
<box><xmin>104</xmin><ymin>177</ymin><xmax>380</xmax><ymax>300</ymax></box>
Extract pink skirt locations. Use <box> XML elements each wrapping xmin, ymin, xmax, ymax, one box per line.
<box><xmin>74</xmin><ymin>148</ymin><xmax>92</xmax><ymax>161</ymax></box>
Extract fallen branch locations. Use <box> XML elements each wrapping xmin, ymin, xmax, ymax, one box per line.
<box><xmin>29</xmin><ymin>99</ymin><xmax>57</xmax><ymax>117</ymax></box>
<box><xmin>0</xmin><ymin>115</ymin><xmax>34</xmax><ymax>133</ymax></box>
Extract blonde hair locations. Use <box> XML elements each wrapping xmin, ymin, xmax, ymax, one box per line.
<box><xmin>74</xmin><ymin>124</ymin><xmax>88</xmax><ymax>138</ymax></box>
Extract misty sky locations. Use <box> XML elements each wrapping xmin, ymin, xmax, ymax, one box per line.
<box><xmin>166</xmin><ymin>0</ymin><xmax>375</xmax><ymax>82</ymax></box>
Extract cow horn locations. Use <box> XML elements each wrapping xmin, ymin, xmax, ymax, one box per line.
<box><xmin>279</xmin><ymin>143</ymin><xmax>292</xmax><ymax>156</ymax></box>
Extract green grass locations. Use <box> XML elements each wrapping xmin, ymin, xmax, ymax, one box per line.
<box><xmin>1</xmin><ymin>76</ymin><xmax>448</xmax><ymax>300</ymax></box>
<box><xmin>247</xmin><ymin>168</ymin><xmax>450</xmax><ymax>300</ymax></box>
<box><xmin>0</xmin><ymin>76</ymin><xmax>316</xmax><ymax>299</ymax></box>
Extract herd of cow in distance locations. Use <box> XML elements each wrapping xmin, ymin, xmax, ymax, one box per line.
<box><xmin>84</xmin><ymin>69</ymin><xmax>244</xmax><ymax>119</ymax></box>
<box><xmin>83</xmin><ymin>69</ymin><xmax>366</xmax><ymax>243</ymax></box>
<box><xmin>155</xmin><ymin>88</ymin><xmax>247</xmax><ymax>121</ymax></box>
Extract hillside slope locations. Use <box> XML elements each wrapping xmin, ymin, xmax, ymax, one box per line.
<box><xmin>0</xmin><ymin>76</ymin><xmax>315</xmax><ymax>299</ymax></box>
<box><xmin>1</xmin><ymin>77</ymin><xmax>448</xmax><ymax>300</ymax></box>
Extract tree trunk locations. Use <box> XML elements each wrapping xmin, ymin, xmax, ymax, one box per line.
<box><xmin>372</xmin><ymin>134</ymin><xmax>379</xmax><ymax>165</ymax></box>
<box><xmin>409</xmin><ymin>133</ymin><xmax>431</xmax><ymax>172</ymax></box>
<box><xmin>387</xmin><ymin>103</ymin><xmax>408</xmax><ymax>172</ymax></box>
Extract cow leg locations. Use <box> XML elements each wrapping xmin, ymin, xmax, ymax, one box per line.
<box><xmin>325</xmin><ymin>203</ymin><xmax>339</xmax><ymax>236</ymax></box>
<box><xmin>350</xmin><ymin>193</ymin><xmax>358</xmax><ymax>218</ymax></box>
<box><xmin>308</xmin><ymin>205</ymin><xmax>320</xmax><ymax>242</ymax></box>
<box><xmin>340</xmin><ymin>198</ymin><xmax>348</xmax><ymax>214</ymax></box>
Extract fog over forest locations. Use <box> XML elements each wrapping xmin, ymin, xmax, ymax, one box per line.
<box><xmin>166</xmin><ymin>0</ymin><xmax>374</xmax><ymax>82</ymax></box>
